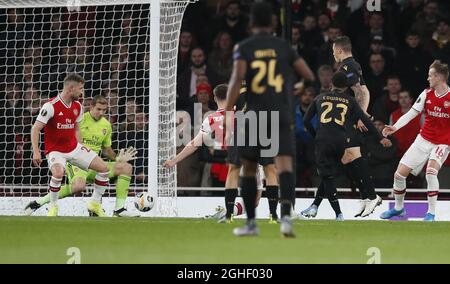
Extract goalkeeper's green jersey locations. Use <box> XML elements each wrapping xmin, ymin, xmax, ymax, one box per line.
<box><xmin>79</xmin><ymin>112</ymin><xmax>113</xmax><ymax>155</ymax></box>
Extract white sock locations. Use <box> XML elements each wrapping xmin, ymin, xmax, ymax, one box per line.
<box><xmin>49</xmin><ymin>177</ymin><xmax>62</xmax><ymax>206</ymax></box>
<box><xmin>92</xmin><ymin>172</ymin><xmax>108</xmax><ymax>203</ymax></box>
<box><xmin>394</xmin><ymin>189</ymin><xmax>406</xmax><ymax>211</ymax></box>
<box><xmin>426</xmin><ymin>168</ymin><xmax>439</xmax><ymax>215</ymax></box>
<box><xmin>393</xmin><ymin>173</ymin><xmax>406</xmax><ymax>210</ymax></box>
<box><xmin>427</xmin><ymin>192</ymin><xmax>438</xmax><ymax>215</ymax></box>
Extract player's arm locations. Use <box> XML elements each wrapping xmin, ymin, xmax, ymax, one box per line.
<box><xmin>303</xmin><ymin>100</ymin><xmax>318</xmax><ymax>137</ymax></box>
<box><xmin>352</xmin><ymin>99</ymin><xmax>391</xmax><ymax>147</ymax></box>
<box><xmin>351</xmin><ymin>83</ymin><xmax>370</xmax><ymax>113</ymax></box>
<box><xmin>32</xmin><ymin>102</ymin><xmax>54</xmax><ymax>166</ymax></box>
<box><xmin>31</xmin><ymin>121</ymin><xmax>45</xmax><ymax>167</ymax></box>
<box><xmin>75</xmin><ymin>123</ymin><xmax>82</xmax><ymax>143</ymax></box>
<box><xmin>293</xmin><ymin>58</ymin><xmax>315</xmax><ymax>82</ymax></box>
<box><xmin>163</xmin><ymin>131</ymin><xmax>204</xmax><ymax>168</ymax></box>
<box><xmin>383</xmin><ymin>91</ymin><xmax>425</xmax><ymax>137</ymax></box>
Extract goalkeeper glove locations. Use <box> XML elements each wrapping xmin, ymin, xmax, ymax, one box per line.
<box><xmin>116</xmin><ymin>147</ymin><xmax>138</xmax><ymax>162</ymax></box>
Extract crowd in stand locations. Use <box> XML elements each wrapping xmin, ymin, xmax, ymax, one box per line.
<box><xmin>175</xmin><ymin>0</ymin><xmax>450</xmax><ymax>190</ymax></box>
<box><xmin>0</xmin><ymin>0</ymin><xmax>450</xmax><ymax>191</ymax></box>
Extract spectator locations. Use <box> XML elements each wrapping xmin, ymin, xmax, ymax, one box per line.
<box><xmin>399</xmin><ymin>0</ymin><xmax>425</xmax><ymax>38</ymax></box>
<box><xmin>365</xmin><ymin>53</ymin><xmax>388</xmax><ymax>110</ymax></box>
<box><xmin>321</xmin><ymin>0</ymin><xmax>351</xmax><ymax>29</ymax></box>
<box><xmin>314</xmin><ymin>65</ymin><xmax>333</xmax><ymax>94</ymax></box>
<box><xmin>390</xmin><ymin>90</ymin><xmax>421</xmax><ymax>158</ymax></box>
<box><xmin>372</xmin><ymin>75</ymin><xmax>402</xmax><ymax>123</ymax></box>
<box><xmin>211</xmin><ymin>0</ymin><xmax>248</xmax><ymax>44</ymax></box>
<box><xmin>177</xmin><ymin>30</ymin><xmax>195</xmax><ymax>75</ymax></box>
<box><xmin>363</xmin><ymin>35</ymin><xmax>396</xmax><ymax>73</ymax></box>
<box><xmin>301</xmin><ymin>14</ymin><xmax>324</xmax><ymax>50</ymax></box>
<box><xmin>411</xmin><ymin>0</ymin><xmax>442</xmax><ymax>45</ymax></box>
<box><xmin>291</xmin><ymin>24</ymin><xmax>316</xmax><ymax>70</ymax></box>
<box><xmin>365</xmin><ymin>118</ymin><xmax>398</xmax><ymax>188</ymax></box>
<box><xmin>428</xmin><ymin>18</ymin><xmax>450</xmax><ymax>65</ymax></box>
<box><xmin>317</xmin><ymin>23</ymin><xmax>342</xmax><ymax>67</ymax></box>
<box><xmin>208</xmin><ymin>32</ymin><xmax>234</xmax><ymax>82</ymax></box>
<box><xmin>395</xmin><ymin>31</ymin><xmax>433</xmax><ymax>96</ymax></box>
<box><xmin>116</xmin><ymin>112</ymin><xmax>148</xmax><ymax>184</ymax></box>
<box><xmin>118</xmin><ymin>98</ymin><xmax>138</xmax><ymax>132</ymax></box>
<box><xmin>355</xmin><ymin>12</ymin><xmax>398</xmax><ymax>58</ymax></box>
<box><xmin>317</xmin><ymin>12</ymin><xmax>331</xmax><ymax>37</ymax></box>
<box><xmin>177</xmin><ymin>47</ymin><xmax>220</xmax><ymax>111</ymax></box>
<box><xmin>189</xmin><ymin>83</ymin><xmax>213</xmax><ymax>122</ymax></box>
<box><xmin>21</xmin><ymin>87</ymin><xmax>42</xmax><ymax>117</ymax></box>
<box><xmin>295</xmin><ymin>87</ymin><xmax>317</xmax><ymax>187</ymax></box>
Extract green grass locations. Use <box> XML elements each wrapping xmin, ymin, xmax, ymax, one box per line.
<box><xmin>1</xmin><ymin>217</ymin><xmax>450</xmax><ymax>264</ymax></box>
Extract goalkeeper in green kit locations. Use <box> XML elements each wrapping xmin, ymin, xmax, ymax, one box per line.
<box><xmin>25</xmin><ymin>95</ymin><xmax>140</xmax><ymax>217</ymax></box>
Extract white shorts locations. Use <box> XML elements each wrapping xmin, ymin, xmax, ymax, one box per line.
<box><xmin>400</xmin><ymin>135</ymin><xmax>450</xmax><ymax>176</ymax></box>
<box><xmin>46</xmin><ymin>143</ymin><xmax>97</xmax><ymax>172</ymax></box>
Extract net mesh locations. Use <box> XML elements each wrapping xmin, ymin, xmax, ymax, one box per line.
<box><xmin>0</xmin><ymin>0</ymin><xmax>193</xmax><ymax>216</ymax></box>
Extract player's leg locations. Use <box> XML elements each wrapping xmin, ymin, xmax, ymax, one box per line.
<box><xmin>262</xmin><ymin>163</ymin><xmax>279</xmax><ymax>222</ymax></box>
<box><xmin>223</xmin><ymin>160</ymin><xmax>240</xmax><ymax>222</ymax></box>
<box><xmin>380</xmin><ymin>137</ymin><xmax>429</xmax><ymax>219</ymax></box>
<box><xmin>70</xmin><ymin>144</ymin><xmax>108</xmax><ymax>217</ymax></box>
<box><xmin>342</xmin><ymin>146</ymin><xmax>382</xmax><ymax>217</ymax></box>
<box><xmin>274</xmin><ymin>155</ymin><xmax>296</xmax><ymax>237</ymax></box>
<box><xmin>29</xmin><ymin>164</ymin><xmax>88</xmax><ymax>212</ymax></box>
<box><xmin>42</xmin><ymin>152</ymin><xmax>67</xmax><ymax>216</ymax></box>
<box><xmin>424</xmin><ymin>145</ymin><xmax>449</xmax><ymax>221</ymax></box>
<box><xmin>233</xmin><ymin>157</ymin><xmax>259</xmax><ymax>237</ymax></box>
<box><xmin>300</xmin><ymin>182</ymin><xmax>324</xmax><ymax>218</ymax></box>
<box><xmin>111</xmin><ymin>161</ymin><xmax>140</xmax><ymax>217</ymax></box>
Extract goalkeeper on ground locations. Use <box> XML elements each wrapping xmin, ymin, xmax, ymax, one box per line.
<box><xmin>25</xmin><ymin>95</ymin><xmax>139</xmax><ymax>217</ymax></box>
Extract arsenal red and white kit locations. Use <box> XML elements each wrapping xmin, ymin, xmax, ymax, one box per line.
<box><xmin>36</xmin><ymin>95</ymin><xmax>97</xmax><ymax>170</ymax></box>
<box><xmin>400</xmin><ymin>88</ymin><xmax>450</xmax><ymax>175</ymax></box>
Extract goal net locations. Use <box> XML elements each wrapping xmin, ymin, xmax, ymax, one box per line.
<box><xmin>0</xmin><ymin>0</ymin><xmax>195</xmax><ymax>216</ymax></box>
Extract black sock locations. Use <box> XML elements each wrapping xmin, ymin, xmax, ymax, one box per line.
<box><xmin>313</xmin><ymin>182</ymin><xmax>325</xmax><ymax>207</ymax></box>
<box><xmin>224</xmin><ymin>188</ymin><xmax>238</xmax><ymax>218</ymax></box>
<box><xmin>279</xmin><ymin>172</ymin><xmax>295</xmax><ymax>218</ymax></box>
<box><xmin>347</xmin><ymin>157</ymin><xmax>376</xmax><ymax>200</ymax></box>
<box><xmin>323</xmin><ymin>177</ymin><xmax>342</xmax><ymax>216</ymax></box>
<box><xmin>265</xmin><ymin>186</ymin><xmax>279</xmax><ymax>219</ymax></box>
<box><xmin>240</xmin><ymin>177</ymin><xmax>257</xmax><ymax>220</ymax></box>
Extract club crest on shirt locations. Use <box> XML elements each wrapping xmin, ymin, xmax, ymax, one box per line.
<box><xmin>444</xmin><ymin>101</ymin><xmax>450</xmax><ymax>108</ymax></box>
<box><xmin>73</xmin><ymin>109</ymin><xmax>78</xmax><ymax>116</ymax></box>
<box><xmin>102</xmin><ymin>129</ymin><xmax>107</xmax><ymax>135</ymax></box>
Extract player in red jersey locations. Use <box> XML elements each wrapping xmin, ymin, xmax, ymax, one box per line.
<box><xmin>381</xmin><ymin>60</ymin><xmax>450</xmax><ymax>221</ymax></box>
<box><xmin>31</xmin><ymin>73</ymin><xmax>110</xmax><ymax>217</ymax></box>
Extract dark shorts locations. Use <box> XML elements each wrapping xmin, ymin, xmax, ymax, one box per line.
<box><xmin>315</xmin><ymin>137</ymin><xmax>347</xmax><ymax>178</ymax></box>
<box><xmin>227</xmin><ymin>140</ymin><xmax>274</xmax><ymax>166</ymax></box>
<box><xmin>347</xmin><ymin>127</ymin><xmax>365</xmax><ymax>148</ymax></box>
<box><xmin>237</xmin><ymin>114</ymin><xmax>295</xmax><ymax>163</ymax></box>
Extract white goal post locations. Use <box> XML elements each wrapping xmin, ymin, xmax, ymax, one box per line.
<box><xmin>0</xmin><ymin>0</ymin><xmax>197</xmax><ymax>216</ymax></box>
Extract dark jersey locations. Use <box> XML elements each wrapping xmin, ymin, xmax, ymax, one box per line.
<box><xmin>338</xmin><ymin>57</ymin><xmax>365</xmax><ymax>97</ymax></box>
<box><xmin>303</xmin><ymin>90</ymin><xmax>382</xmax><ymax>141</ymax></box>
<box><xmin>234</xmin><ymin>32</ymin><xmax>300</xmax><ymax>114</ymax></box>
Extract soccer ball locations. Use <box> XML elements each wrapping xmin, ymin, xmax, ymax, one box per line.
<box><xmin>134</xmin><ymin>192</ymin><xmax>155</xmax><ymax>212</ymax></box>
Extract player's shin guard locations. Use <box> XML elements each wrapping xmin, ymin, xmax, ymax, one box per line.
<box><xmin>323</xmin><ymin>176</ymin><xmax>342</xmax><ymax>216</ymax></box>
<box><xmin>426</xmin><ymin>167</ymin><xmax>439</xmax><ymax>215</ymax></box>
<box><xmin>347</xmin><ymin>157</ymin><xmax>376</xmax><ymax>200</ymax></box>
<box><xmin>313</xmin><ymin>182</ymin><xmax>325</xmax><ymax>207</ymax></box>
<box><xmin>240</xmin><ymin>177</ymin><xmax>257</xmax><ymax>220</ymax></box>
<box><xmin>279</xmin><ymin>172</ymin><xmax>295</xmax><ymax>218</ymax></box>
<box><xmin>265</xmin><ymin>186</ymin><xmax>279</xmax><ymax>219</ymax></box>
<box><xmin>115</xmin><ymin>175</ymin><xmax>131</xmax><ymax>210</ymax></box>
<box><xmin>49</xmin><ymin>177</ymin><xmax>62</xmax><ymax>206</ymax></box>
<box><xmin>37</xmin><ymin>184</ymin><xmax>72</xmax><ymax>206</ymax></box>
<box><xmin>93</xmin><ymin>172</ymin><xmax>109</xmax><ymax>203</ymax></box>
<box><xmin>224</xmin><ymin>188</ymin><xmax>238</xmax><ymax>219</ymax></box>
<box><xmin>393</xmin><ymin>172</ymin><xmax>407</xmax><ymax>210</ymax></box>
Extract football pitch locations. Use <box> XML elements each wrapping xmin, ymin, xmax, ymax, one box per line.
<box><xmin>1</xmin><ymin>217</ymin><xmax>450</xmax><ymax>264</ymax></box>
